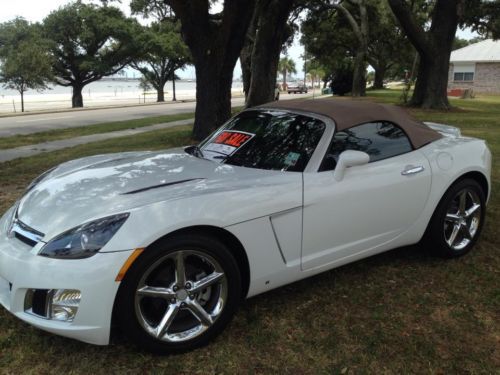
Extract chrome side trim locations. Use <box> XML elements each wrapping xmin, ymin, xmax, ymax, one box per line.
<box><xmin>122</xmin><ymin>178</ymin><xmax>204</xmax><ymax>195</ymax></box>
<box><xmin>10</xmin><ymin>219</ymin><xmax>45</xmax><ymax>244</ymax></box>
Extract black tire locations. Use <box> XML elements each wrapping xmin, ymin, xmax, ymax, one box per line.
<box><xmin>288</xmin><ymin>91</ymin><xmax>291</xmax><ymax>94</ymax></box>
<box><xmin>115</xmin><ymin>234</ymin><xmax>242</xmax><ymax>354</ymax></box>
<box><xmin>424</xmin><ymin>178</ymin><xmax>486</xmax><ymax>258</ymax></box>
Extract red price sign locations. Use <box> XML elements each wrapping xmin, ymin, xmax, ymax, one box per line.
<box><xmin>214</xmin><ymin>131</ymin><xmax>253</xmax><ymax>148</ymax></box>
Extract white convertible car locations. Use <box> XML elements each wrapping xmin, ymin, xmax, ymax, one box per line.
<box><xmin>0</xmin><ymin>99</ymin><xmax>491</xmax><ymax>353</ymax></box>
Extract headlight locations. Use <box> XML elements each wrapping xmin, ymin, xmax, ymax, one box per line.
<box><xmin>4</xmin><ymin>201</ymin><xmax>20</xmax><ymax>236</ymax></box>
<box><xmin>39</xmin><ymin>213</ymin><xmax>129</xmax><ymax>259</ymax></box>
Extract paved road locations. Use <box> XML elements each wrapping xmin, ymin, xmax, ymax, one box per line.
<box><xmin>0</xmin><ymin>93</ymin><xmax>311</xmax><ymax>137</ymax></box>
<box><xmin>0</xmin><ymin>119</ymin><xmax>194</xmax><ymax>163</ymax></box>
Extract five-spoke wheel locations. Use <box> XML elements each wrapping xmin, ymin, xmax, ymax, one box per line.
<box><xmin>426</xmin><ymin>178</ymin><xmax>486</xmax><ymax>257</ymax></box>
<box><xmin>444</xmin><ymin>189</ymin><xmax>482</xmax><ymax>251</ymax></box>
<box><xmin>135</xmin><ymin>250</ymin><xmax>227</xmax><ymax>343</ymax></box>
<box><xmin>116</xmin><ymin>235</ymin><xmax>241</xmax><ymax>353</ymax></box>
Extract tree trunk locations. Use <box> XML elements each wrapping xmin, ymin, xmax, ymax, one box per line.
<box><xmin>332</xmin><ymin>1</ymin><xmax>368</xmax><ymax>97</ymax></box>
<box><xmin>166</xmin><ymin>0</ymin><xmax>256</xmax><ymax>140</ymax></box>
<box><xmin>20</xmin><ymin>91</ymin><xmax>25</xmax><ymax>113</ymax></box>
<box><xmin>246</xmin><ymin>0</ymin><xmax>295</xmax><ymax>108</ymax></box>
<box><xmin>388</xmin><ymin>0</ymin><xmax>459</xmax><ymax>109</ymax></box>
<box><xmin>351</xmin><ymin>48</ymin><xmax>367</xmax><ymax>96</ymax></box>
<box><xmin>240</xmin><ymin>11</ymin><xmax>258</xmax><ymax>102</ymax></box>
<box><xmin>72</xmin><ymin>84</ymin><xmax>84</xmax><ymax>108</ymax></box>
<box><xmin>240</xmin><ymin>44</ymin><xmax>252</xmax><ymax>101</ymax></box>
<box><xmin>411</xmin><ymin>52</ymin><xmax>451</xmax><ymax>108</ymax></box>
<box><xmin>157</xmin><ymin>85</ymin><xmax>165</xmax><ymax>102</ymax></box>
<box><xmin>193</xmin><ymin>62</ymin><xmax>233</xmax><ymax>140</ymax></box>
<box><xmin>373</xmin><ymin>65</ymin><xmax>386</xmax><ymax>89</ymax></box>
<box><xmin>172</xmin><ymin>72</ymin><xmax>177</xmax><ymax>101</ymax></box>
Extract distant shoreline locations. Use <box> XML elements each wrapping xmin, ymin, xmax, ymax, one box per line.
<box><xmin>0</xmin><ymin>80</ymin><xmax>245</xmax><ymax>114</ymax></box>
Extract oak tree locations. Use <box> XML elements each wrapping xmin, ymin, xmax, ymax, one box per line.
<box><xmin>243</xmin><ymin>0</ymin><xmax>297</xmax><ymax>107</ymax></box>
<box><xmin>131</xmin><ymin>21</ymin><xmax>190</xmax><ymax>102</ymax></box>
<box><xmin>164</xmin><ymin>0</ymin><xmax>257</xmax><ymax>140</ymax></box>
<box><xmin>388</xmin><ymin>0</ymin><xmax>500</xmax><ymax>109</ymax></box>
<box><xmin>0</xmin><ymin>18</ymin><xmax>53</xmax><ymax>112</ymax></box>
<box><xmin>43</xmin><ymin>2</ymin><xmax>140</xmax><ymax>108</ymax></box>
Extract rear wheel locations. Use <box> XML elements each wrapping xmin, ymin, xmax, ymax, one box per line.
<box><xmin>425</xmin><ymin>178</ymin><xmax>486</xmax><ymax>258</ymax></box>
<box><xmin>116</xmin><ymin>235</ymin><xmax>241</xmax><ymax>353</ymax></box>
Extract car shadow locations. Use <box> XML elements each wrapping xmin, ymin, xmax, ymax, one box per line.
<box><xmin>7</xmin><ymin>243</ymin><xmax>451</xmax><ymax>357</ymax></box>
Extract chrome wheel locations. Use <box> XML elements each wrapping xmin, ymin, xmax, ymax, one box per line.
<box><xmin>134</xmin><ymin>250</ymin><xmax>227</xmax><ymax>343</ymax></box>
<box><xmin>444</xmin><ymin>188</ymin><xmax>482</xmax><ymax>251</ymax></box>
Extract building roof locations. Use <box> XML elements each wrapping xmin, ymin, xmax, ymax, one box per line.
<box><xmin>450</xmin><ymin>39</ymin><xmax>500</xmax><ymax>63</ymax></box>
<box><xmin>259</xmin><ymin>98</ymin><xmax>442</xmax><ymax>149</ymax></box>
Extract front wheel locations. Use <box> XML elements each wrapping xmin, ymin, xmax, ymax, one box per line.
<box><xmin>115</xmin><ymin>235</ymin><xmax>242</xmax><ymax>353</ymax></box>
<box><xmin>424</xmin><ymin>178</ymin><xmax>486</xmax><ymax>258</ymax></box>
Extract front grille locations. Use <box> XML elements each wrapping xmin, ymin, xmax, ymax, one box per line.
<box><xmin>14</xmin><ymin>232</ymin><xmax>38</xmax><ymax>247</ymax></box>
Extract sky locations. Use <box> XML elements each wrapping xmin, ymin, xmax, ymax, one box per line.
<box><xmin>0</xmin><ymin>0</ymin><xmax>478</xmax><ymax>80</ymax></box>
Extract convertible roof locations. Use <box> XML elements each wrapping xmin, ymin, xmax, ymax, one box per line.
<box><xmin>259</xmin><ymin>98</ymin><xmax>442</xmax><ymax>149</ymax></box>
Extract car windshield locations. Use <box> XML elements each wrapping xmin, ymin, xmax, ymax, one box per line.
<box><xmin>198</xmin><ymin>110</ymin><xmax>326</xmax><ymax>172</ymax></box>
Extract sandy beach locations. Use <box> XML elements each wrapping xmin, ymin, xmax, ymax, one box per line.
<box><xmin>0</xmin><ymin>79</ymin><xmax>245</xmax><ymax>114</ymax></box>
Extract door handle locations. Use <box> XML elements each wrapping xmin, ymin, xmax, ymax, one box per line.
<box><xmin>401</xmin><ymin>165</ymin><xmax>425</xmax><ymax>176</ymax></box>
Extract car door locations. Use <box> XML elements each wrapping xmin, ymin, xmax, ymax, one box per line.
<box><xmin>301</xmin><ymin>121</ymin><xmax>432</xmax><ymax>270</ymax></box>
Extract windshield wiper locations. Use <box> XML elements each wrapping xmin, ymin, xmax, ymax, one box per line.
<box><xmin>185</xmin><ymin>145</ymin><xmax>205</xmax><ymax>159</ymax></box>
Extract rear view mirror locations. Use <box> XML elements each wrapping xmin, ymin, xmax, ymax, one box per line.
<box><xmin>333</xmin><ymin>150</ymin><xmax>370</xmax><ymax>181</ymax></box>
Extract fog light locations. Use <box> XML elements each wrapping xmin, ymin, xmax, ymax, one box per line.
<box><xmin>25</xmin><ymin>289</ymin><xmax>81</xmax><ymax>321</ymax></box>
<box><xmin>49</xmin><ymin>289</ymin><xmax>81</xmax><ymax>322</ymax></box>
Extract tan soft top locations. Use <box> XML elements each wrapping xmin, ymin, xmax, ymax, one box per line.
<box><xmin>259</xmin><ymin>98</ymin><xmax>442</xmax><ymax>149</ymax></box>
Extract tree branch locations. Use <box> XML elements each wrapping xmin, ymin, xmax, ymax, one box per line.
<box><xmin>387</xmin><ymin>0</ymin><xmax>430</xmax><ymax>56</ymax></box>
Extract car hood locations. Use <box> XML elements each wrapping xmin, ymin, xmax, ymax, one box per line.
<box><xmin>17</xmin><ymin>149</ymin><xmax>288</xmax><ymax>236</ymax></box>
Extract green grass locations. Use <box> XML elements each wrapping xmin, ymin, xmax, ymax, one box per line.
<box><xmin>0</xmin><ymin>91</ymin><xmax>499</xmax><ymax>373</ymax></box>
<box><xmin>0</xmin><ymin>112</ymin><xmax>195</xmax><ymax>150</ymax></box>
<box><xmin>0</xmin><ymin>106</ymin><xmax>244</xmax><ymax>151</ymax></box>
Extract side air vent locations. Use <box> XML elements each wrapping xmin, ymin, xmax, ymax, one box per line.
<box><xmin>122</xmin><ymin>178</ymin><xmax>204</xmax><ymax>195</ymax></box>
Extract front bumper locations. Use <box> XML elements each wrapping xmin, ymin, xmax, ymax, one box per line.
<box><xmin>0</xmin><ymin>217</ymin><xmax>133</xmax><ymax>345</ymax></box>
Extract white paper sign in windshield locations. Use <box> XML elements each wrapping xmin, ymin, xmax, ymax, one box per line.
<box><xmin>203</xmin><ymin>130</ymin><xmax>255</xmax><ymax>161</ymax></box>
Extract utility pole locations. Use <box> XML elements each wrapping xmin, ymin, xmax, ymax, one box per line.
<box><xmin>303</xmin><ymin>42</ymin><xmax>307</xmax><ymax>87</ymax></box>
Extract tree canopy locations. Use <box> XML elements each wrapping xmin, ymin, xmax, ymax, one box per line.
<box><xmin>43</xmin><ymin>1</ymin><xmax>141</xmax><ymax>107</ymax></box>
<box><xmin>278</xmin><ymin>56</ymin><xmax>297</xmax><ymax>88</ymax></box>
<box><xmin>131</xmin><ymin>20</ymin><xmax>190</xmax><ymax>102</ymax></box>
<box><xmin>0</xmin><ymin>18</ymin><xmax>53</xmax><ymax>112</ymax></box>
<box><xmin>302</xmin><ymin>0</ymin><xmax>414</xmax><ymax>94</ymax></box>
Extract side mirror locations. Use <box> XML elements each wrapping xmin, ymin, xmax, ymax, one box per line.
<box><xmin>333</xmin><ymin>150</ymin><xmax>370</xmax><ymax>181</ymax></box>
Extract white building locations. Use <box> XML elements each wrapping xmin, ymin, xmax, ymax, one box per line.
<box><xmin>448</xmin><ymin>39</ymin><xmax>500</xmax><ymax>94</ymax></box>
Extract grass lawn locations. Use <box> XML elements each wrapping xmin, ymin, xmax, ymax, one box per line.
<box><xmin>0</xmin><ymin>91</ymin><xmax>498</xmax><ymax>373</ymax></box>
<box><xmin>0</xmin><ymin>112</ymin><xmax>195</xmax><ymax>150</ymax></box>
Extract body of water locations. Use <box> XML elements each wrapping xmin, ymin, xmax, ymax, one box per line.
<box><xmin>0</xmin><ymin>79</ymin><xmax>244</xmax><ymax>113</ymax></box>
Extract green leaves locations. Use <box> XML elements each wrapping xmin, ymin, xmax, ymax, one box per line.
<box><xmin>278</xmin><ymin>57</ymin><xmax>297</xmax><ymax>76</ymax></box>
<box><xmin>42</xmin><ymin>2</ymin><xmax>141</xmax><ymax>88</ymax></box>
<box><xmin>130</xmin><ymin>20</ymin><xmax>190</xmax><ymax>98</ymax></box>
<box><xmin>0</xmin><ymin>18</ymin><xmax>53</xmax><ymax>111</ymax></box>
